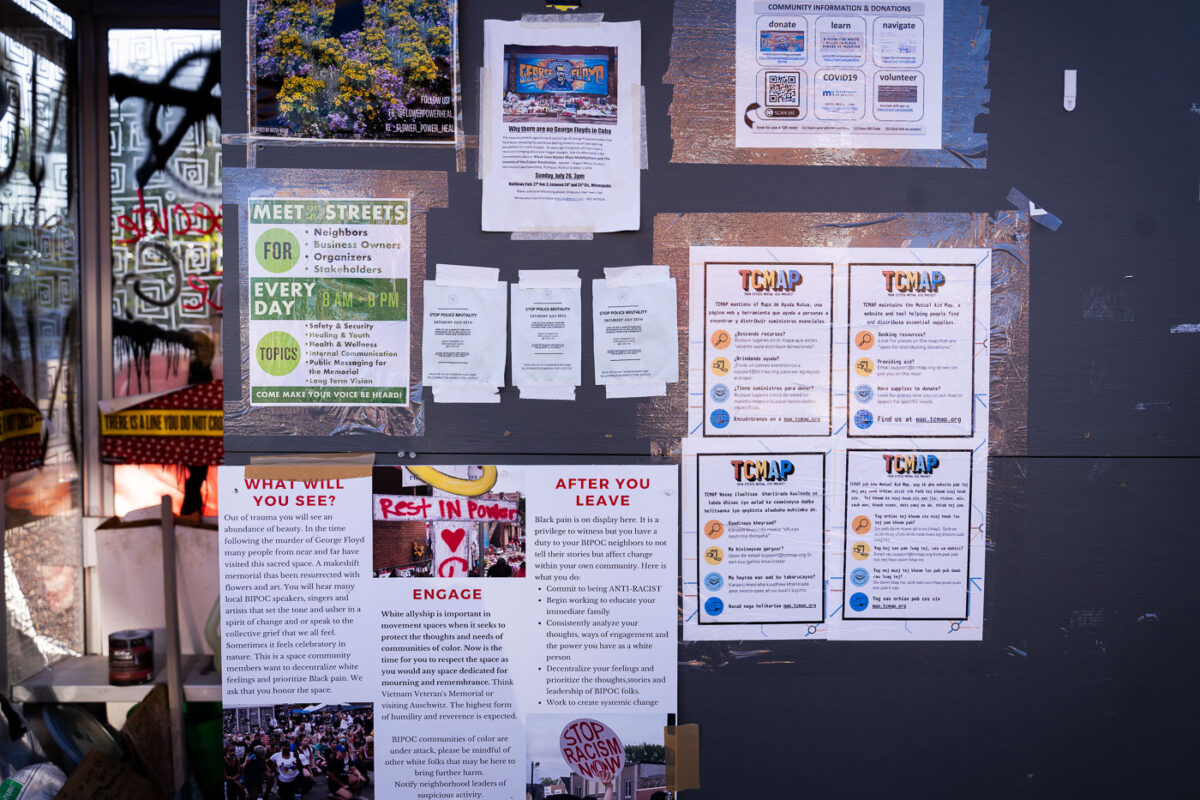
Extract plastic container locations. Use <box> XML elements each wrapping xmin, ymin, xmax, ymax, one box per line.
<box><xmin>0</xmin><ymin>762</ymin><xmax>68</xmax><ymax>799</ymax></box>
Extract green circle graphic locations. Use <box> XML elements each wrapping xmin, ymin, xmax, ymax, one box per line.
<box><xmin>256</xmin><ymin>331</ymin><xmax>301</xmax><ymax>376</ymax></box>
<box><xmin>255</xmin><ymin>228</ymin><xmax>301</xmax><ymax>273</ymax></box>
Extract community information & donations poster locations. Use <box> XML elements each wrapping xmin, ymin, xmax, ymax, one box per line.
<box><xmin>736</xmin><ymin>0</ymin><xmax>944</xmax><ymax>150</ymax></box>
<box><xmin>219</xmin><ymin>464</ymin><xmax>677</xmax><ymax>798</ymax></box>
<box><xmin>683</xmin><ymin>246</ymin><xmax>989</xmax><ymax>641</ymax></box>
<box><xmin>247</xmin><ymin>197</ymin><xmax>411</xmax><ymax>406</ymax></box>
<box><xmin>481</xmin><ymin>19</ymin><xmax>642</xmax><ymax>233</ymax></box>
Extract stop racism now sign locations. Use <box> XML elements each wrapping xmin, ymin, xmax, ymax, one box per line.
<box><xmin>559</xmin><ymin>718</ymin><xmax>625</xmax><ymax>782</ymax></box>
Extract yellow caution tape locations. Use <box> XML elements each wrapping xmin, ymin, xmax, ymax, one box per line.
<box><xmin>0</xmin><ymin>407</ymin><xmax>41</xmax><ymax>441</ymax></box>
<box><xmin>101</xmin><ymin>409</ymin><xmax>222</xmax><ymax>436</ymax></box>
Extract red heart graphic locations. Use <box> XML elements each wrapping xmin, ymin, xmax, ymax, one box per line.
<box><xmin>441</xmin><ymin>528</ymin><xmax>466</xmax><ymax>553</ymax></box>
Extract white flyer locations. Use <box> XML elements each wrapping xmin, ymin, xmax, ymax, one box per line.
<box><xmin>735</xmin><ymin>0</ymin><xmax>944</xmax><ymax>150</ymax></box>
<box><xmin>592</xmin><ymin>265</ymin><xmax>679</xmax><ymax>398</ymax></box>
<box><xmin>220</xmin><ymin>463</ymin><xmax>678</xmax><ymax>800</ymax></box>
<box><xmin>246</xmin><ymin>197</ymin><xmax>411</xmax><ymax>406</ymax></box>
<box><xmin>511</xmin><ymin>269</ymin><xmax>582</xmax><ymax>400</ymax></box>
<box><xmin>481</xmin><ymin>19</ymin><xmax>642</xmax><ymax>233</ymax></box>
<box><xmin>422</xmin><ymin>264</ymin><xmax>508</xmax><ymax>403</ymax></box>
<box><xmin>847</xmin><ymin>259</ymin><xmax>976</xmax><ymax>437</ymax></box>
<box><xmin>684</xmin><ymin>246</ymin><xmax>990</xmax><ymax>642</ymax></box>
<box><xmin>700</xmin><ymin>260</ymin><xmax>833</xmax><ymax>437</ymax></box>
<box><xmin>695</xmin><ymin>452</ymin><xmax>825</xmax><ymax>625</ymax></box>
<box><xmin>840</xmin><ymin>448</ymin><xmax>973</xmax><ymax>625</ymax></box>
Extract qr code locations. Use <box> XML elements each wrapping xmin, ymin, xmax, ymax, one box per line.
<box><xmin>765</xmin><ymin>71</ymin><xmax>800</xmax><ymax>106</ymax></box>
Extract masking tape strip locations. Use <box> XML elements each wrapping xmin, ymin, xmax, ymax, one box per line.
<box><xmin>604</xmin><ymin>264</ymin><xmax>669</xmax><ymax>287</ymax></box>
<box><xmin>640</xmin><ymin>84</ymin><xmax>649</xmax><ymax>170</ymax></box>
<box><xmin>435</xmin><ymin>263</ymin><xmax>501</xmax><ymax>287</ymax></box>
<box><xmin>1007</xmin><ymin>186</ymin><xmax>1062</xmax><ymax>231</ymax></box>
<box><xmin>222</xmin><ymin>133</ymin><xmax>456</xmax><ymax>150</ymax></box>
<box><xmin>665</xmin><ymin>724</ymin><xmax>700</xmax><ymax>792</ymax></box>
<box><xmin>516</xmin><ymin>268</ymin><xmax>581</xmax><ymax>288</ymax></box>
<box><xmin>477</xmin><ymin>67</ymin><xmax>490</xmax><ymax>180</ymax></box>
<box><xmin>245</xmin><ymin>452</ymin><xmax>375</xmax><ymax>481</ymax></box>
<box><xmin>243</xmin><ymin>8</ymin><xmax>256</xmax><ymax>169</ymax></box>
<box><xmin>606</xmin><ymin>381</ymin><xmax>664</xmax><ymax>398</ymax></box>
<box><xmin>452</xmin><ymin>0</ymin><xmax>466</xmax><ymax>173</ymax></box>
<box><xmin>510</xmin><ymin>231</ymin><xmax>594</xmax><ymax>240</ymax></box>
<box><xmin>517</xmin><ymin>385</ymin><xmax>576</xmax><ymax>400</ymax></box>
<box><xmin>520</xmin><ymin>13</ymin><xmax>605</xmax><ymax>24</ymax></box>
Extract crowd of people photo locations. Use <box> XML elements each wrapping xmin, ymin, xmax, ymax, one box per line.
<box><xmin>221</xmin><ymin>704</ymin><xmax>374</xmax><ymax>800</ymax></box>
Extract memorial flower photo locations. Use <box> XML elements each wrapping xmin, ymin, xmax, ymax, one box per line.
<box><xmin>252</xmin><ymin>0</ymin><xmax>456</xmax><ymax>141</ymax></box>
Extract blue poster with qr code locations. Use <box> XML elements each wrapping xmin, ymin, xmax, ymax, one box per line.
<box><xmin>513</xmin><ymin>55</ymin><xmax>609</xmax><ymax>95</ymax></box>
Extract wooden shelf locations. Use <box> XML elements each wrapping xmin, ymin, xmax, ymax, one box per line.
<box><xmin>13</xmin><ymin>654</ymin><xmax>221</xmax><ymax>704</ymax></box>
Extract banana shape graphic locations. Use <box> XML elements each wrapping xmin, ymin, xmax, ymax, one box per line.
<box><xmin>407</xmin><ymin>465</ymin><xmax>498</xmax><ymax>497</ymax></box>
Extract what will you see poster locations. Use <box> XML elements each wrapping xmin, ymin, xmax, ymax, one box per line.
<box><xmin>251</xmin><ymin>0</ymin><xmax>457</xmax><ymax>142</ymax></box>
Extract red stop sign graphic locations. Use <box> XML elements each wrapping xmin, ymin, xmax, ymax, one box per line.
<box><xmin>559</xmin><ymin>718</ymin><xmax>624</xmax><ymax>783</ymax></box>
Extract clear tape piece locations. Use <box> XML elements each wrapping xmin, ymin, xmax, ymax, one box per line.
<box><xmin>1007</xmin><ymin>187</ymin><xmax>1062</xmax><ymax>231</ymax></box>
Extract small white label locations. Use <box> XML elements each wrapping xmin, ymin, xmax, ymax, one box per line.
<box><xmin>1064</xmin><ymin>69</ymin><xmax>1077</xmax><ymax>111</ymax></box>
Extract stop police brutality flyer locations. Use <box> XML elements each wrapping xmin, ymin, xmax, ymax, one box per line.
<box><xmin>247</xmin><ymin>197</ymin><xmax>411</xmax><ymax>406</ymax></box>
<box><xmin>683</xmin><ymin>245</ymin><xmax>989</xmax><ymax>641</ymax></box>
<box><xmin>735</xmin><ymin>0</ymin><xmax>944</xmax><ymax>150</ymax></box>
<box><xmin>219</xmin><ymin>464</ymin><xmax>676</xmax><ymax>798</ymax></box>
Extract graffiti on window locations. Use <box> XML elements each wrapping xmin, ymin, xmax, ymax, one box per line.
<box><xmin>109</xmin><ymin>30</ymin><xmax>222</xmax><ymax>396</ymax></box>
<box><xmin>0</xmin><ymin>19</ymin><xmax>83</xmax><ymax>684</ymax></box>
